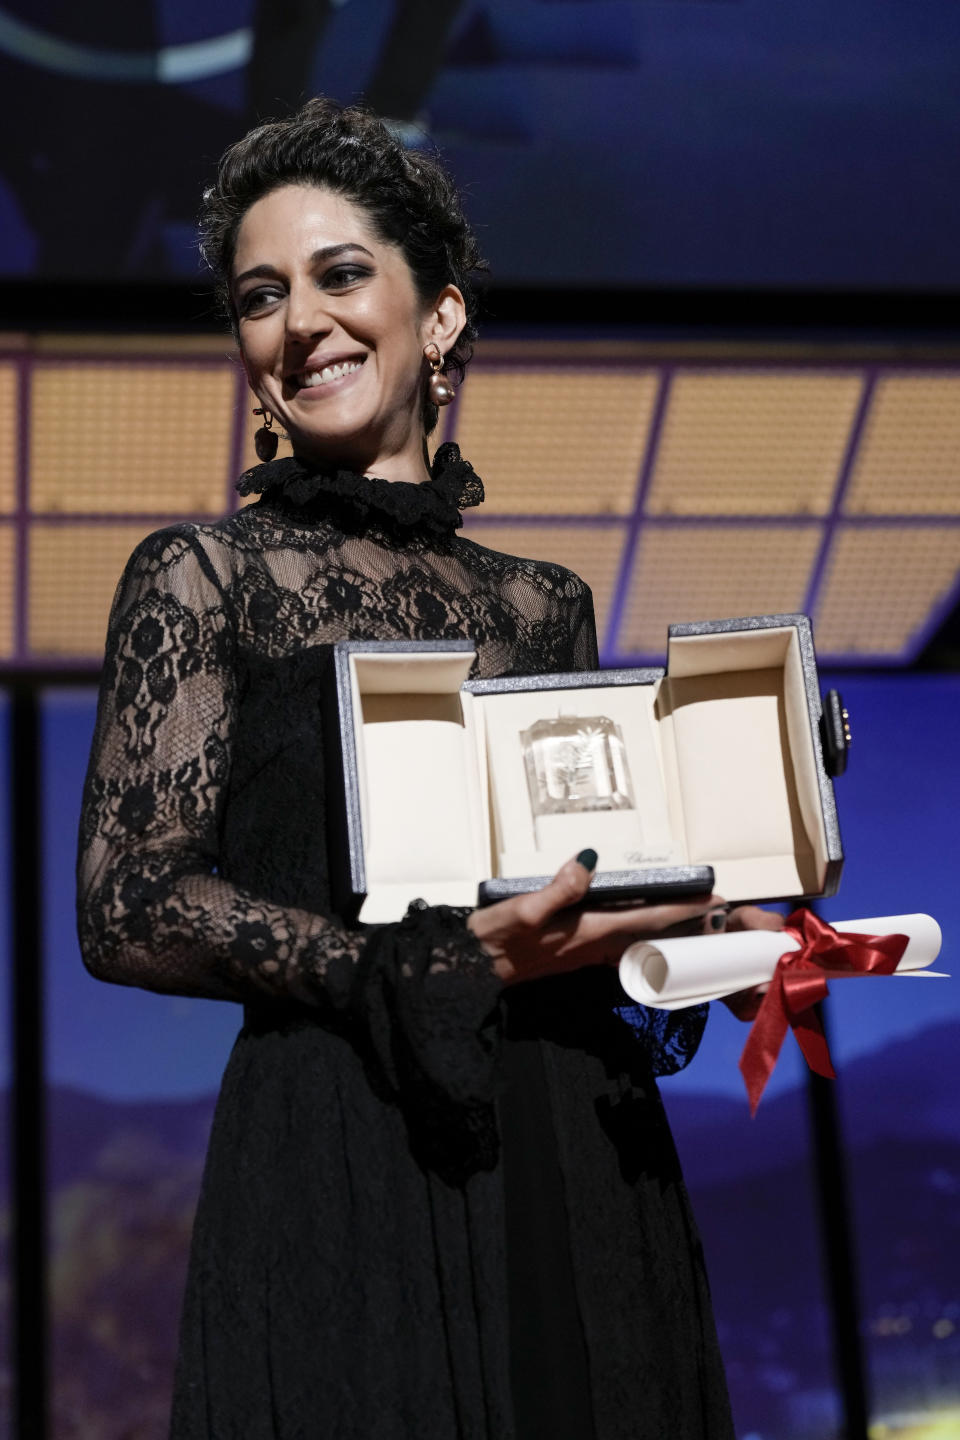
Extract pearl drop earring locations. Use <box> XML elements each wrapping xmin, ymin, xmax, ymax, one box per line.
<box><xmin>423</xmin><ymin>344</ymin><xmax>455</xmax><ymax>407</ymax></box>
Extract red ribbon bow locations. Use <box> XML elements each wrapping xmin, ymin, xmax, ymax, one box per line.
<box><xmin>738</xmin><ymin>909</ymin><xmax>909</xmax><ymax>1115</ymax></box>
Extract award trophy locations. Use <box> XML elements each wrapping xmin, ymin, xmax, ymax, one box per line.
<box><xmin>520</xmin><ymin>715</ymin><xmax>637</xmax><ymax>842</ymax></box>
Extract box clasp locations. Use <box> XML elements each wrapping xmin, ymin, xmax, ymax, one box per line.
<box><xmin>820</xmin><ymin>689</ymin><xmax>851</xmax><ymax>777</ymax></box>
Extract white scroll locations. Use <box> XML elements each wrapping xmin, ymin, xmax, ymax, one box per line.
<box><xmin>618</xmin><ymin>914</ymin><xmax>946</xmax><ymax>1011</ymax></box>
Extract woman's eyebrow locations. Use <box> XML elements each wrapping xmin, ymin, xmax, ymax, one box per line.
<box><xmin>310</xmin><ymin>242</ymin><xmax>375</xmax><ymax>264</ymax></box>
<box><xmin>234</xmin><ymin>243</ymin><xmax>375</xmax><ymax>288</ymax></box>
<box><xmin>233</xmin><ymin>263</ymin><xmax>282</xmax><ymax>286</ymax></box>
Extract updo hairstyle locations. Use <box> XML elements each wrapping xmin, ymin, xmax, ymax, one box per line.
<box><xmin>200</xmin><ymin>99</ymin><xmax>487</xmax><ymax>430</ymax></box>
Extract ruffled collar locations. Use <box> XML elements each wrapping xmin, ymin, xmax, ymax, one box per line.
<box><xmin>236</xmin><ymin>442</ymin><xmax>484</xmax><ymax>537</ymax></box>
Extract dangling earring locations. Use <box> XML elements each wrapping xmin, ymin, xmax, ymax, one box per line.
<box><xmin>424</xmin><ymin>344</ymin><xmax>455</xmax><ymax>407</ymax></box>
<box><xmin>253</xmin><ymin>407</ymin><xmax>279</xmax><ymax>462</ymax></box>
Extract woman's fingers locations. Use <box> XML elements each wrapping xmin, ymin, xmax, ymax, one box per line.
<box><xmin>717</xmin><ymin>909</ymin><xmax>782</xmax><ymax>1019</ymax></box>
<box><xmin>583</xmin><ymin>895</ymin><xmax>726</xmax><ymax>941</ymax></box>
<box><xmin>514</xmin><ymin>849</ymin><xmax>598</xmax><ymax>929</ymax></box>
<box><xmin>722</xmin><ymin>982</ymin><xmax>770</xmax><ymax>1021</ymax></box>
<box><xmin>469</xmin><ymin>858</ymin><xmax>786</xmax><ymax>986</ymax></box>
<box><xmin>725</xmin><ymin>905</ymin><xmax>785</xmax><ymax>933</ymax></box>
<box><xmin>518</xmin><ymin>854</ymin><xmax>722</xmax><ymax>940</ymax></box>
<box><xmin>467</xmin><ymin>851</ymin><xmax>599</xmax><ymax>971</ymax></box>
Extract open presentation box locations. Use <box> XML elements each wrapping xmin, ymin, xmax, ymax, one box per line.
<box><xmin>324</xmin><ymin>616</ymin><xmax>847</xmax><ymax>924</ymax></box>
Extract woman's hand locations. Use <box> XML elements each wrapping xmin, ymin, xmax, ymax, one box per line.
<box><xmin>718</xmin><ymin>904</ymin><xmax>785</xmax><ymax>1020</ymax></box>
<box><xmin>468</xmin><ymin>850</ymin><xmax>728</xmax><ymax>985</ymax></box>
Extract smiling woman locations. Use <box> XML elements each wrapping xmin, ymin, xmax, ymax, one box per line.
<box><xmin>200</xmin><ymin>99</ymin><xmax>484</xmax><ymax>456</ymax></box>
<box><xmin>229</xmin><ymin>185</ymin><xmax>465</xmax><ymax>477</ymax></box>
<box><xmin>76</xmin><ymin>97</ymin><xmax>774</xmax><ymax>1440</ymax></box>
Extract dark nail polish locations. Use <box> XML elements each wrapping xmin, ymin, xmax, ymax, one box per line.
<box><xmin>576</xmin><ymin>848</ymin><xmax>598</xmax><ymax>872</ymax></box>
<box><xmin>709</xmin><ymin>910</ymin><xmax>727</xmax><ymax>931</ymax></box>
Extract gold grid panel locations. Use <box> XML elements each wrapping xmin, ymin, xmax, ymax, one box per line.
<box><xmin>844</xmin><ymin>374</ymin><xmax>960</xmax><ymax>515</ymax></box>
<box><xmin>30</xmin><ymin>362</ymin><xmax>236</xmax><ymax>515</ymax></box>
<box><xmin>814</xmin><ymin>526</ymin><xmax>960</xmax><ymax>656</ymax></box>
<box><xmin>462</xmin><ymin>521</ymin><xmax>626</xmax><ymax>640</ymax></box>
<box><xmin>453</xmin><ymin>368</ymin><xmax>658</xmax><ymax>515</ymax></box>
<box><xmin>647</xmin><ymin>371</ymin><xmax>863</xmax><ymax>516</ymax></box>
<box><xmin>28</xmin><ymin>524</ymin><xmax>159</xmax><ymax>657</ymax></box>
<box><xmin>0</xmin><ymin>362</ymin><xmax>17</xmax><ymax>514</ymax></box>
<box><xmin>619</xmin><ymin>524</ymin><xmax>822</xmax><ymax>655</ymax></box>
<box><xmin>0</xmin><ymin>525</ymin><xmax>14</xmax><ymax>657</ymax></box>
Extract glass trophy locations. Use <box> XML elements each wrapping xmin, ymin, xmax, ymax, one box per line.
<box><xmin>520</xmin><ymin>714</ymin><xmax>636</xmax><ymax>818</ymax></box>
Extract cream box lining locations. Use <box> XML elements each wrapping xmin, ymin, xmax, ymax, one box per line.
<box><xmin>349</xmin><ymin>627</ymin><xmax>828</xmax><ymax>922</ymax></box>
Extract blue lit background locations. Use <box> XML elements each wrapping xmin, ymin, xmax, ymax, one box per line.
<box><xmin>42</xmin><ymin>672</ymin><xmax>960</xmax><ymax>1103</ymax></box>
<box><xmin>32</xmin><ymin>671</ymin><xmax>960</xmax><ymax>1437</ymax></box>
<box><xmin>0</xmin><ymin>0</ymin><xmax>959</xmax><ymax>288</ymax></box>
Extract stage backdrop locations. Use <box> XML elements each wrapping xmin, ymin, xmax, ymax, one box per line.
<box><xmin>0</xmin><ymin>668</ymin><xmax>946</xmax><ymax>1439</ymax></box>
<box><xmin>0</xmin><ymin>0</ymin><xmax>959</xmax><ymax>289</ymax></box>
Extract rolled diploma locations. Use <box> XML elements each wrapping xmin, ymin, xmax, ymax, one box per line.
<box><xmin>619</xmin><ymin>914</ymin><xmax>945</xmax><ymax>1011</ymax></box>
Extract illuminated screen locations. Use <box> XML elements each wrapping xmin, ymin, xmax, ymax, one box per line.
<box><xmin>1</xmin><ymin>0</ymin><xmax>959</xmax><ymax>289</ymax></box>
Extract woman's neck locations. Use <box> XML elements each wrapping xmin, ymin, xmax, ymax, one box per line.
<box><xmin>292</xmin><ymin>432</ymin><xmax>433</xmax><ymax>486</ymax></box>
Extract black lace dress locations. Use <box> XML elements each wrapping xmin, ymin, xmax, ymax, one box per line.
<box><xmin>76</xmin><ymin>445</ymin><xmax>733</xmax><ymax>1440</ymax></box>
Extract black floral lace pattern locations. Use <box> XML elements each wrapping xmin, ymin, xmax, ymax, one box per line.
<box><xmin>76</xmin><ymin>455</ymin><xmax>723</xmax><ymax>1440</ymax></box>
<box><xmin>78</xmin><ymin>452</ymin><xmax>703</xmax><ymax>1066</ymax></box>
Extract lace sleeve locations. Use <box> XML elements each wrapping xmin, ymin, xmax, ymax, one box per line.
<box><xmin>571</xmin><ymin>580</ymin><xmax>600</xmax><ymax>671</ymax></box>
<box><xmin>613</xmin><ymin>1001</ymin><xmax>709</xmax><ymax>1078</ymax></box>
<box><xmin>76</xmin><ymin>528</ymin><xmax>502</xmax><ymax>1141</ymax></box>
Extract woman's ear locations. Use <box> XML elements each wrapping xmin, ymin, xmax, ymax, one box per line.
<box><xmin>424</xmin><ymin>285</ymin><xmax>467</xmax><ymax>353</ymax></box>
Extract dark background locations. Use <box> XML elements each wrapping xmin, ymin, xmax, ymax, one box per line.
<box><xmin>1</xmin><ymin>0</ymin><xmax>959</xmax><ymax>292</ymax></box>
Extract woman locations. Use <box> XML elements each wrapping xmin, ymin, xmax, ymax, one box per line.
<box><xmin>77</xmin><ymin>99</ymin><xmax>775</xmax><ymax>1440</ymax></box>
